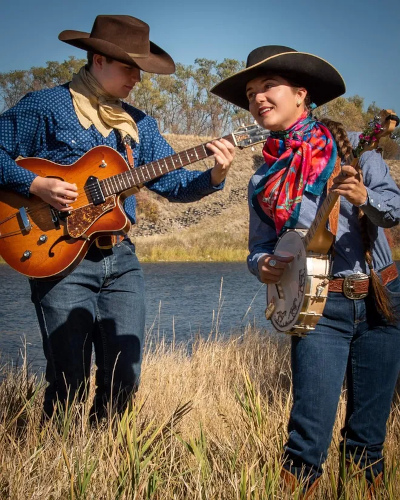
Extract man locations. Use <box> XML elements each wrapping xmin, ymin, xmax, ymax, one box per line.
<box><xmin>0</xmin><ymin>15</ymin><xmax>235</xmax><ymax>421</ymax></box>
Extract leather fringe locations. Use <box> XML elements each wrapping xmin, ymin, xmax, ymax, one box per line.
<box><xmin>369</xmin><ymin>266</ymin><xmax>396</xmax><ymax>323</ymax></box>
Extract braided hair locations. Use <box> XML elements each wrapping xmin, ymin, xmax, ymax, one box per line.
<box><xmin>321</xmin><ymin>118</ymin><xmax>396</xmax><ymax>323</ymax></box>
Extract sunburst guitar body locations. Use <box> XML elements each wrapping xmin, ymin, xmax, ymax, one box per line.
<box><xmin>0</xmin><ymin>123</ymin><xmax>269</xmax><ymax>279</ymax></box>
<box><xmin>0</xmin><ymin>147</ymin><xmax>131</xmax><ymax>279</ymax></box>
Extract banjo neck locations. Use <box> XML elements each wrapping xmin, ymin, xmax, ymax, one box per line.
<box><xmin>268</xmin><ymin>109</ymin><xmax>399</xmax><ymax>336</ymax></box>
<box><xmin>304</xmin><ymin>190</ymin><xmax>339</xmax><ymax>253</ymax></box>
<box><xmin>305</xmin><ymin>109</ymin><xmax>399</xmax><ymax>255</ymax></box>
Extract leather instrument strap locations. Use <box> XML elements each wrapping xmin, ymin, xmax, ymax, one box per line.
<box><xmin>326</xmin><ymin>156</ymin><xmax>341</xmax><ymax>236</ymax></box>
<box><xmin>124</xmin><ymin>140</ymin><xmax>135</xmax><ymax>169</ymax></box>
<box><xmin>94</xmin><ymin>140</ymin><xmax>136</xmax><ymax>250</ymax></box>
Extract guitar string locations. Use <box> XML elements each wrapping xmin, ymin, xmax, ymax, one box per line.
<box><xmin>0</xmin><ymin>133</ymin><xmax>254</xmax><ymax>235</ymax></box>
<box><xmin>0</xmin><ymin>229</ymin><xmax>28</xmax><ymax>239</ymax></box>
<box><xmin>4</xmin><ymin>148</ymin><xmax>209</xmax><ymax>219</ymax></box>
<box><xmin>18</xmin><ymin>139</ymin><xmax>232</xmax><ymax>214</ymax></box>
<box><xmin>0</xmin><ymin>157</ymin><xmax>187</xmax><ymax>235</ymax></box>
<box><xmin>0</xmin><ymin>153</ymin><xmax>193</xmax><ymax>235</ymax></box>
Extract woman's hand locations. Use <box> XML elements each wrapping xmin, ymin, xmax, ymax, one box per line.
<box><xmin>258</xmin><ymin>253</ymin><xmax>294</xmax><ymax>284</ymax></box>
<box><xmin>30</xmin><ymin>176</ymin><xmax>78</xmax><ymax>212</ymax></box>
<box><xmin>207</xmin><ymin>138</ymin><xmax>236</xmax><ymax>186</ymax></box>
<box><xmin>330</xmin><ymin>165</ymin><xmax>368</xmax><ymax>206</ymax></box>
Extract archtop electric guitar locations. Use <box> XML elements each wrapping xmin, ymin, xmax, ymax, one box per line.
<box><xmin>0</xmin><ymin>124</ymin><xmax>268</xmax><ymax>279</ymax></box>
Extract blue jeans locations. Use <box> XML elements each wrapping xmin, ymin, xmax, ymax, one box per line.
<box><xmin>283</xmin><ymin>275</ymin><xmax>400</xmax><ymax>483</ymax></box>
<box><xmin>30</xmin><ymin>239</ymin><xmax>145</xmax><ymax>419</ymax></box>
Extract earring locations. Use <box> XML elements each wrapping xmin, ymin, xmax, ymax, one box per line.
<box><xmin>297</xmin><ymin>100</ymin><xmax>301</xmax><ymax>107</ymax></box>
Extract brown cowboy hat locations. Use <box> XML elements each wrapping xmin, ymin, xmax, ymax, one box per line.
<box><xmin>211</xmin><ymin>45</ymin><xmax>345</xmax><ymax>109</ymax></box>
<box><xmin>59</xmin><ymin>15</ymin><xmax>175</xmax><ymax>74</ymax></box>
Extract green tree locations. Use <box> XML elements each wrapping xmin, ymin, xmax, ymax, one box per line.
<box><xmin>0</xmin><ymin>56</ymin><xmax>86</xmax><ymax>111</ymax></box>
<box><xmin>1</xmin><ymin>55</ymin><xmax>397</xmax><ymax>155</ymax></box>
<box><xmin>315</xmin><ymin>96</ymin><xmax>365</xmax><ymax>131</ymax></box>
<box><xmin>129</xmin><ymin>58</ymin><xmax>248</xmax><ymax>136</ymax></box>
<box><xmin>0</xmin><ymin>70</ymin><xmax>32</xmax><ymax>110</ymax></box>
<box><xmin>30</xmin><ymin>56</ymin><xmax>85</xmax><ymax>89</ymax></box>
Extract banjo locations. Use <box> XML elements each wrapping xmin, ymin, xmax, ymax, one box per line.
<box><xmin>265</xmin><ymin>110</ymin><xmax>399</xmax><ymax>336</ymax></box>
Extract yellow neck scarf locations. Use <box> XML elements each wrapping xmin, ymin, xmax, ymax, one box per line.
<box><xmin>69</xmin><ymin>66</ymin><xmax>139</xmax><ymax>143</ymax></box>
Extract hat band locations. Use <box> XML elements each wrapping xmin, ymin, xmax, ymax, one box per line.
<box><xmin>126</xmin><ymin>51</ymin><xmax>150</xmax><ymax>59</ymax></box>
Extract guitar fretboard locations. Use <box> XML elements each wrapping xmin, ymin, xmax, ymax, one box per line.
<box><xmin>100</xmin><ymin>134</ymin><xmax>235</xmax><ymax>197</ymax></box>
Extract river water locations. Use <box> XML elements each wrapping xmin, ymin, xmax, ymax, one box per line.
<box><xmin>1</xmin><ymin>261</ymin><xmax>399</xmax><ymax>375</ymax></box>
<box><xmin>0</xmin><ymin>262</ymin><xmax>268</xmax><ymax>373</ymax></box>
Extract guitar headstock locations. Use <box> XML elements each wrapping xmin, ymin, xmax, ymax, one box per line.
<box><xmin>354</xmin><ymin>109</ymin><xmax>399</xmax><ymax>157</ymax></box>
<box><xmin>232</xmin><ymin>123</ymin><xmax>269</xmax><ymax>149</ymax></box>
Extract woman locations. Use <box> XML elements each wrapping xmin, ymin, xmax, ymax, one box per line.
<box><xmin>211</xmin><ymin>46</ymin><xmax>400</xmax><ymax>496</ymax></box>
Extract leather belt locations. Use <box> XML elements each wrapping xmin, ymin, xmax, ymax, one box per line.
<box><xmin>95</xmin><ymin>235</ymin><xmax>123</xmax><ymax>250</ymax></box>
<box><xmin>329</xmin><ymin>263</ymin><xmax>398</xmax><ymax>299</ymax></box>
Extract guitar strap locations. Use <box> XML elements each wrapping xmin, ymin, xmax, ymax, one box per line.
<box><xmin>326</xmin><ymin>156</ymin><xmax>341</xmax><ymax>236</ymax></box>
<box><xmin>124</xmin><ymin>140</ymin><xmax>135</xmax><ymax>170</ymax></box>
<box><xmin>95</xmin><ymin>140</ymin><xmax>137</xmax><ymax>250</ymax></box>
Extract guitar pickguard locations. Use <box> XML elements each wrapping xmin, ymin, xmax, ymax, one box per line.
<box><xmin>67</xmin><ymin>196</ymin><xmax>116</xmax><ymax>238</ymax></box>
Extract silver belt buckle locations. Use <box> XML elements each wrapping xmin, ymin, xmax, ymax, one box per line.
<box><xmin>343</xmin><ymin>273</ymin><xmax>369</xmax><ymax>299</ymax></box>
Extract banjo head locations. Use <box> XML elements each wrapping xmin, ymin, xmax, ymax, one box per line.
<box><xmin>267</xmin><ymin>230</ymin><xmax>307</xmax><ymax>332</ymax></box>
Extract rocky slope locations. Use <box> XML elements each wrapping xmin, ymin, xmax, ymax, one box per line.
<box><xmin>131</xmin><ymin>134</ymin><xmax>400</xmax><ymax>243</ymax></box>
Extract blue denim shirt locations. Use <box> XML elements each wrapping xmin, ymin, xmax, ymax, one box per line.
<box><xmin>0</xmin><ymin>84</ymin><xmax>222</xmax><ymax>223</ymax></box>
<box><xmin>248</xmin><ymin>134</ymin><xmax>400</xmax><ymax>279</ymax></box>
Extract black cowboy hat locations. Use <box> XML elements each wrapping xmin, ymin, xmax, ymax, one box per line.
<box><xmin>59</xmin><ymin>15</ymin><xmax>175</xmax><ymax>74</ymax></box>
<box><xmin>211</xmin><ymin>45</ymin><xmax>345</xmax><ymax>109</ymax></box>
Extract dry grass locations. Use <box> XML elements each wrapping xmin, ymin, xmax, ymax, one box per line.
<box><xmin>0</xmin><ymin>327</ymin><xmax>399</xmax><ymax>499</ymax></box>
<box><xmin>131</xmin><ymin>137</ymin><xmax>400</xmax><ymax>262</ymax></box>
<box><xmin>135</xmin><ymin>203</ymin><xmax>249</xmax><ymax>262</ymax></box>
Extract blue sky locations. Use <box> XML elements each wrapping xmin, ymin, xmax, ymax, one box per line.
<box><xmin>1</xmin><ymin>0</ymin><xmax>400</xmax><ymax>115</ymax></box>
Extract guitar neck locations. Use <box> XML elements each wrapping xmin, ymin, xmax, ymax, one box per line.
<box><xmin>100</xmin><ymin>133</ymin><xmax>235</xmax><ymax>196</ymax></box>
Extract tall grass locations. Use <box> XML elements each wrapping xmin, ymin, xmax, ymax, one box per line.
<box><xmin>135</xmin><ymin>225</ymin><xmax>249</xmax><ymax>262</ymax></box>
<box><xmin>0</xmin><ymin>327</ymin><xmax>399</xmax><ymax>499</ymax></box>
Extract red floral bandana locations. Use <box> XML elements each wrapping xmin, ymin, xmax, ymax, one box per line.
<box><xmin>252</xmin><ymin>112</ymin><xmax>337</xmax><ymax>235</ymax></box>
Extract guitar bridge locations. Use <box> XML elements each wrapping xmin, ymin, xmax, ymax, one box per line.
<box><xmin>18</xmin><ymin>207</ymin><xmax>32</xmax><ymax>233</ymax></box>
<box><xmin>50</xmin><ymin>207</ymin><xmax>61</xmax><ymax>229</ymax></box>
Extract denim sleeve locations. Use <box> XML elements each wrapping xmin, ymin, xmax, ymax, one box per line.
<box><xmin>0</xmin><ymin>93</ymin><xmax>43</xmax><ymax>196</ymax></box>
<box><xmin>347</xmin><ymin>131</ymin><xmax>361</xmax><ymax>149</ymax></box>
<box><xmin>140</xmin><ymin>117</ymin><xmax>224</xmax><ymax>202</ymax></box>
<box><xmin>247</xmin><ymin>174</ymin><xmax>277</xmax><ymax>281</ymax></box>
<box><xmin>358</xmin><ymin>150</ymin><xmax>400</xmax><ymax>227</ymax></box>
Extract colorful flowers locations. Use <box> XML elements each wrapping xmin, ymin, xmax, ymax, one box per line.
<box><xmin>354</xmin><ymin>117</ymin><xmax>383</xmax><ymax>157</ymax></box>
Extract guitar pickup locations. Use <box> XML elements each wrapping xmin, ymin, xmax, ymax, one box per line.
<box><xmin>18</xmin><ymin>207</ymin><xmax>32</xmax><ymax>233</ymax></box>
<box><xmin>86</xmin><ymin>176</ymin><xmax>105</xmax><ymax>206</ymax></box>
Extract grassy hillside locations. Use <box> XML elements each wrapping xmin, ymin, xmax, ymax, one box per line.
<box><xmin>133</xmin><ymin>134</ymin><xmax>400</xmax><ymax>262</ymax></box>
<box><xmin>132</xmin><ymin>133</ymin><xmax>265</xmax><ymax>262</ymax></box>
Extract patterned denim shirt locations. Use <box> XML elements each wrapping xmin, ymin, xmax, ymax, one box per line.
<box><xmin>248</xmin><ymin>133</ymin><xmax>400</xmax><ymax>279</ymax></box>
<box><xmin>0</xmin><ymin>84</ymin><xmax>222</xmax><ymax>223</ymax></box>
